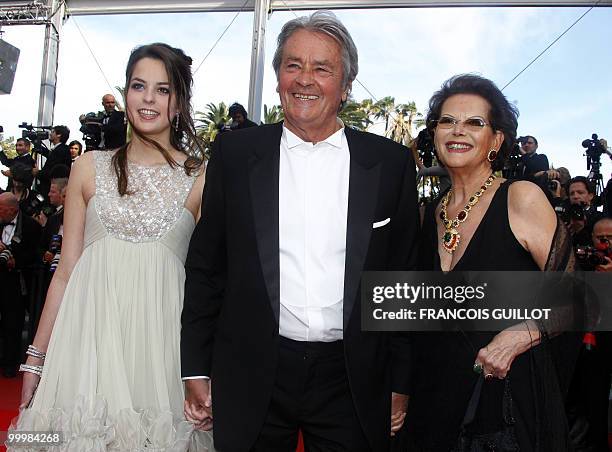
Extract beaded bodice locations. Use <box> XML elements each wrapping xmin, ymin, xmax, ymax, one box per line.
<box><xmin>93</xmin><ymin>151</ymin><xmax>195</xmax><ymax>243</ymax></box>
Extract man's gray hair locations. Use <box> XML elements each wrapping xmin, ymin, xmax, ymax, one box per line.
<box><xmin>272</xmin><ymin>10</ymin><xmax>358</xmax><ymax>92</ymax></box>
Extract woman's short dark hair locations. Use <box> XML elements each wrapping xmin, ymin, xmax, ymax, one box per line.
<box><xmin>569</xmin><ymin>176</ymin><xmax>595</xmax><ymax>194</ymax></box>
<box><xmin>425</xmin><ymin>74</ymin><xmax>519</xmax><ymax>171</ymax></box>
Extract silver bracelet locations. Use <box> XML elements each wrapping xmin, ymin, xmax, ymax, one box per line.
<box><xmin>26</xmin><ymin>345</ymin><xmax>46</xmax><ymax>360</ymax></box>
<box><xmin>19</xmin><ymin>364</ymin><xmax>43</xmax><ymax>377</ymax></box>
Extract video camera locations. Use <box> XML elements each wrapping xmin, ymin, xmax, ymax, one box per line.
<box><xmin>18</xmin><ymin>122</ymin><xmax>52</xmax><ymax>149</ymax></box>
<box><xmin>79</xmin><ymin>112</ymin><xmax>103</xmax><ymax>151</ymax></box>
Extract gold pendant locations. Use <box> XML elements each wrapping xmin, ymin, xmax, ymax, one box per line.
<box><xmin>443</xmin><ymin>228</ymin><xmax>460</xmax><ymax>253</ymax></box>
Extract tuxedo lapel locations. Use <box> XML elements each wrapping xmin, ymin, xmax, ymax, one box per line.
<box><xmin>343</xmin><ymin>128</ymin><xmax>381</xmax><ymax>328</ymax></box>
<box><xmin>249</xmin><ymin>124</ymin><xmax>283</xmax><ymax>324</ymax></box>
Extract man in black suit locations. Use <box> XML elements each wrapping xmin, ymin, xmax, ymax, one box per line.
<box><xmin>33</xmin><ymin>125</ymin><xmax>72</xmax><ymax>200</ymax></box>
<box><xmin>520</xmin><ymin>135</ymin><xmax>549</xmax><ymax>178</ymax></box>
<box><xmin>1</xmin><ymin>138</ymin><xmax>36</xmax><ymax>191</ymax></box>
<box><xmin>99</xmin><ymin>94</ymin><xmax>127</xmax><ymax>150</ymax></box>
<box><xmin>0</xmin><ymin>192</ymin><xmax>42</xmax><ymax>377</ymax></box>
<box><xmin>181</xmin><ymin>11</ymin><xmax>418</xmax><ymax>451</ymax></box>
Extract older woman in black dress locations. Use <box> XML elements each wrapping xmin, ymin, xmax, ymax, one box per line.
<box><xmin>406</xmin><ymin>74</ymin><xmax>578</xmax><ymax>451</ymax></box>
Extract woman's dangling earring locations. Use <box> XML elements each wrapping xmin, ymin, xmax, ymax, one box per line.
<box><xmin>487</xmin><ymin>149</ymin><xmax>498</xmax><ymax>162</ymax></box>
<box><xmin>174</xmin><ymin>112</ymin><xmax>180</xmax><ymax>132</ymax></box>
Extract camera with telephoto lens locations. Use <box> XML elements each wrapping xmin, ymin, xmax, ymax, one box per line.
<box><xmin>21</xmin><ymin>192</ymin><xmax>46</xmax><ymax>217</ymax></box>
<box><xmin>575</xmin><ymin>244</ymin><xmax>611</xmax><ymax>267</ymax></box>
<box><xmin>555</xmin><ymin>202</ymin><xmax>588</xmax><ymax>224</ymax></box>
<box><xmin>0</xmin><ymin>246</ymin><xmax>14</xmax><ymax>270</ymax></box>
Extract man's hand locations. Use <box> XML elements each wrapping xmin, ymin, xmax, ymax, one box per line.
<box><xmin>7</xmin><ymin>256</ymin><xmax>16</xmax><ymax>270</ymax></box>
<box><xmin>390</xmin><ymin>392</ymin><xmax>408</xmax><ymax>436</ymax></box>
<box><xmin>34</xmin><ymin>212</ymin><xmax>48</xmax><ymax>227</ymax></box>
<box><xmin>184</xmin><ymin>378</ymin><xmax>213</xmax><ymax>431</ymax></box>
<box><xmin>43</xmin><ymin>251</ymin><xmax>54</xmax><ymax>264</ymax></box>
<box><xmin>595</xmin><ymin>256</ymin><xmax>612</xmax><ymax>272</ymax></box>
<box><xmin>32</xmin><ymin>168</ymin><xmax>39</xmax><ymax>176</ymax></box>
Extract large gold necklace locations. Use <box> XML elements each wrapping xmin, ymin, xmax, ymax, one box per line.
<box><xmin>440</xmin><ymin>174</ymin><xmax>496</xmax><ymax>254</ymax></box>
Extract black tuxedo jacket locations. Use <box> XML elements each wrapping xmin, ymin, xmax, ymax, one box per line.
<box><xmin>1</xmin><ymin>212</ymin><xmax>41</xmax><ymax>271</ymax></box>
<box><xmin>101</xmin><ymin>110</ymin><xmax>127</xmax><ymax>149</ymax></box>
<box><xmin>181</xmin><ymin>123</ymin><xmax>418</xmax><ymax>451</ymax></box>
<box><xmin>38</xmin><ymin>143</ymin><xmax>71</xmax><ymax>183</ymax></box>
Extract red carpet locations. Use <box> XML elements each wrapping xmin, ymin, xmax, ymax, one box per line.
<box><xmin>0</xmin><ymin>374</ymin><xmax>21</xmax><ymax>452</ymax></box>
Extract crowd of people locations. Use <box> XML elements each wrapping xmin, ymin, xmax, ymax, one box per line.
<box><xmin>0</xmin><ymin>9</ymin><xmax>610</xmax><ymax>452</ymax></box>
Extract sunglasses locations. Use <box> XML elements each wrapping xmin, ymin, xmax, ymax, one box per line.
<box><xmin>431</xmin><ymin>116</ymin><xmax>491</xmax><ymax>131</ymax></box>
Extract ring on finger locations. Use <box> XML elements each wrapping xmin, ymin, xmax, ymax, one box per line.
<box><xmin>473</xmin><ymin>363</ymin><xmax>483</xmax><ymax>374</ymax></box>
<box><xmin>484</xmin><ymin>372</ymin><xmax>494</xmax><ymax>380</ymax></box>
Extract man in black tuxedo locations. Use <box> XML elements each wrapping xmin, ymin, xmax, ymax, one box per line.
<box><xmin>99</xmin><ymin>94</ymin><xmax>127</xmax><ymax>150</ymax></box>
<box><xmin>0</xmin><ymin>192</ymin><xmax>42</xmax><ymax>377</ymax></box>
<box><xmin>33</xmin><ymin>125</ymin><xmax>72</xmax><ymax>200</ymax></box>
<box><xmin>181</xmin><ymin>11</ymin><xmax>418</xmax><ymax>452</ymax></box>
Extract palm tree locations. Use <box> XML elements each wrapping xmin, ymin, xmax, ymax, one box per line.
<box><xmin>386</xmin><ymin>101</ymin><xmax>422</xmax><ymax>146</ymax></box>
<box><xmin>195</xmin><ymin>102</ymin><xmax>230</xmax><ymax>157</ymax></box>
<box><xmin>262</xmin><ymin>104</ymin><xmax>284</xmax><ymax>124</ymax></box>
<box><xmin>338</xmin><ymin>99</ymin><xmax>371</xmax><ymax>131</ymax></box>
<box><xmin>372</xmin><ymin>96</ymin><xmax>396</xmax><ymax>132</ymax></box>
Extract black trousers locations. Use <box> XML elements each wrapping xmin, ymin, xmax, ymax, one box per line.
<box><xmin>251</xmin><ymin>337</ymin><xmax>371</xmax><ymax>452</ymax></box>
<box><xmin>0</xmin><ymin>272</ymin><xmax>26</xmax><ymax>368</ymax></box>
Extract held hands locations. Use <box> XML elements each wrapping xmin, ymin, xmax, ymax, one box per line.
<box><xmin>390</xmin><ymin>392</ymin><xmax>408</xmax><ymax>437</ymax></box>
<box><xmin>184</xmin><ymin>378</ymin><xmax>213</xmax><ymax>431</ymax></box>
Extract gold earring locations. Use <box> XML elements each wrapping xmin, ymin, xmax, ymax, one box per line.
<box><xmin>487</xmin><ymin>149</ymin><xmax>498</xmax><ymax>162</ymax></box>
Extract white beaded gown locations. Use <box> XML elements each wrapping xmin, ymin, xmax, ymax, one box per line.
<box><xmin>10</xmin><ymin>151</ymin><xmax>214</xmax><ymax>451</ymax></box>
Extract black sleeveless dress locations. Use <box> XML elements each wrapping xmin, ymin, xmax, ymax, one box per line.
<box><xmin>406</xmin><ymin>181</ymin><xmax>540</xmax><ymax>451</ymax></box>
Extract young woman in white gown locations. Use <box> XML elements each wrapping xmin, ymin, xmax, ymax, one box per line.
<box><xmin>11</xmin><ymin>43</ymin><xmax>214</xmax><ymax>451</ymax></box>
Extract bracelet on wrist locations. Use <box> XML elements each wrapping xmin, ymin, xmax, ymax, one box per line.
<box><xmin>26</xmin><ymin>344</ymin><xmax>46</xmax><ymax>361</ymax></box>
<box><xmin>19</xmin><ymin>364</ymin><xmax>43</xmax><ymax>377</ymax></box>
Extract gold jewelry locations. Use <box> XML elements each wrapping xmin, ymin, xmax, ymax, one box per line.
<box><xmin>487</xmin><ymin>149</ymin><xmax>498</xmax><ymax>162</ymax></box>
<box><xmin>440</xmin><ymin>173</ymin><xmax>496</xmax><ymax>254</ymax></box>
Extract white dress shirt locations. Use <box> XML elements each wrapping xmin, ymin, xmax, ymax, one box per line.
<box><xmin>2</xmin><ymin>213</ymin><xmax>18</xmax><ymax>246</ymax></box>
<box><xmin>182</xmin><ymin>124</ymin><xmax>350</xmax><ymax>380</ymax></box>
<box><xmin>279</xmin><ymin>125</ymin><xmax>350</xmax><ymax>342</ymax></box>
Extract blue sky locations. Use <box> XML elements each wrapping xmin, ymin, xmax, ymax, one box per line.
<box><xmin>1</xmin><ymin>6</ymin><xmax>611</xmax><ymax>182</ymax></box>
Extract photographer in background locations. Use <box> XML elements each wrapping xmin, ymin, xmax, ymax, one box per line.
<box><xmin>1</xmin><ymin>138</ymin><xmax>36</xmax><ymax>191</ymax></box>
<box><xmin>0</xmin><ymin>192</ymin><xmax>42</xmax><ymax>378</ymax></box>
<box><xmin>35</xmin><ymin>177</ymin><xmax>67</xmax><ymax>228</ymax></box>
<box><xmin>567</xmin><ymin>176</ymin><xmax>603</xmax><ymax>247</ymax></box>
<box><xmin>32</xmin><ymin>125</ymin><xmax>72</xmax><ymax>200</ymax></box>
<box><xmin>100</xmin><ymin>94</ymin><xmax>127</xmax><ymax>149</ymax></box>
<box><xmin>228</xmin><ymin>102</ymin><xmax>258</xmax><ymax>130</ymax></box>
<box><xmin>8</xmin><ymin>162</ymin><xmax>43</xmax><ymax>217</ymax></box>
<box><xmin>519</xmin><ymin>135</ymin><xmax>550</xmax><ymax>178</ymax></box>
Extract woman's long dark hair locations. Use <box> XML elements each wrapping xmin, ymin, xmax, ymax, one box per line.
<box><xmin>113</xmin><ymin>43</ymin><xmax>204</xmax><ymax>195</ymax></box>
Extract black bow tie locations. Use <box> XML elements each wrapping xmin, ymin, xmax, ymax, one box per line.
<box><xmin>1</xmin><ymin>222</ymin><xmax>15</xmax><ymax>227</ymax></box>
